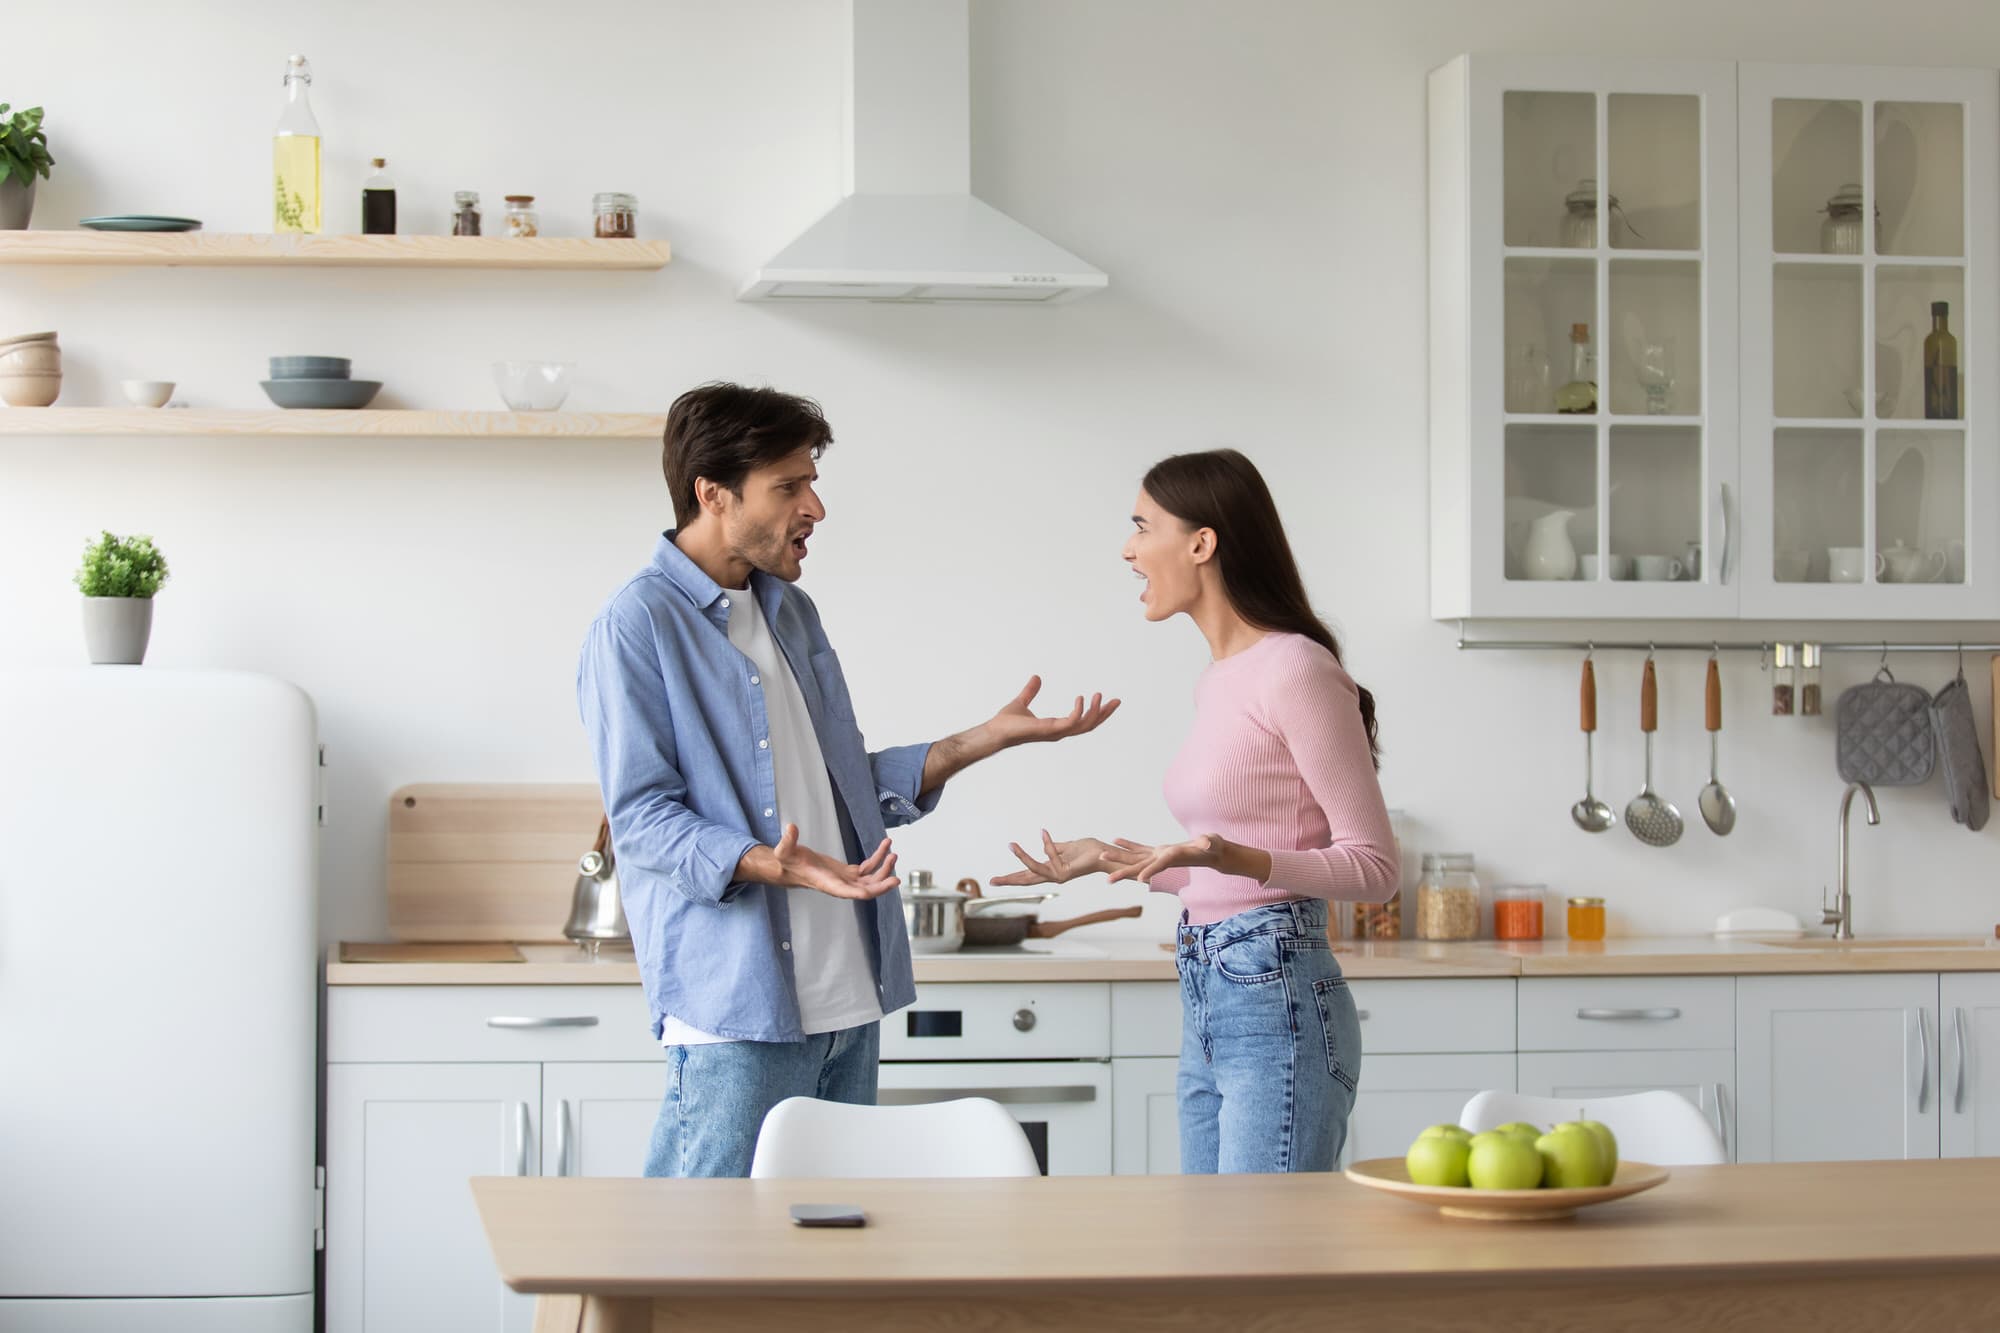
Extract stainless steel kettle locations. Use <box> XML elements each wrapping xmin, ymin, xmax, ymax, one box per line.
<box><xmin>563</xmin><ymin>816</ymin><xmax>629</xmax><ymax>956</ymax></box>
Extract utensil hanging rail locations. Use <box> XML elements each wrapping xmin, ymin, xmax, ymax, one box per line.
<box><xmin>1455</xmin><ymin>624</ymin><xmax>2000</xmax><ymax>656</ymax></box>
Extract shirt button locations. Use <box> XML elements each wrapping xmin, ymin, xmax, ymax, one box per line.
<box><xmin>720</xmin><ymin>597</ymin><xmax>731</xmax><ymax>608</ymax></box>
<box><xmin>758</xmin><ymin>738</ymin><xmax>769</xmax><ymax>749</ymax></box>
<box><xmin>750</xmin><ymin>675</ymin><xmax>760</xmax><ymax>685</ymax></box>
<box><xmin>781</xmin><ymin>941</ymin><xmax>791</xmax><ymax>951</ymax></box>
<box><xmin>763</xmin><ymin>807</ymin><xmax>774</xmax><ymax>818</ymax></box>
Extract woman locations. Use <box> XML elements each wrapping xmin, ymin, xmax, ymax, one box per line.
<box><xmin>995</xmin><ymin>449</ymin><xmax>1397</xmax><ymax>1174</ymax></box>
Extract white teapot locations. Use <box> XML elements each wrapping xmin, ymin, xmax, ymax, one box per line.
<box><xmin>1877</xmin><ymin>541</ymin><xmax>1946</xmax><ymax>584</ymax></box>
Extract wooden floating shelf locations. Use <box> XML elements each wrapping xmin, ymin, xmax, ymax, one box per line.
<box><xmin>0</xmin><ymin>230</ymin><xmax>671</xmax><ymax>271</ymax></box>
<box><xmin>0</xmin><ymin>408</ymin><xmax>665</xmax><ymax>438</ymax></box>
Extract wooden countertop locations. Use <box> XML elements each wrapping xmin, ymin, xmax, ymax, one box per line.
<box><xmin>472</xmin><ymin>1160</ymin><xmax>2000</xmax><ymax>1329</ymax></box>
<box><xmin>327</xmin><ymin>933</ymin><xmax>2000</xmax><ymax>985</ymax></box>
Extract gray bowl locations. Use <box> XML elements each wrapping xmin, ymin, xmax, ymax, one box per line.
<box><xmin>261</xmin><ymin>378</ymin><xmax>382</xmax><ymax>410</ymax></box>
<box><xmin>268</xmin><ymin>356</ymin><xmax>352</xmax><ymax>380</ymax></box>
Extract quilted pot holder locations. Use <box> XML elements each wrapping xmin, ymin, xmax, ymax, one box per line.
<box><xmin>1931</xmin><ymin>670</ymin><xmax>1990</xmax><ymax>831</ymax></box>
<box><xmin>1836</xmin><ymin>667</ymin><xmax>1936</xmax><ymax>787</ymax></box>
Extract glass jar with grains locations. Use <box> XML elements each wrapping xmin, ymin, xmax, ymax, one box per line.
<box><xmin>503</xmin><ymin>194</ymin><xmax>539</xmax><ymax>238</ymax></box>
<box><xmin>592</xmin><ymin>191</ymin><xmax>637</xmax><ymax>238</ymax></box>
<box><xmin>1415</xmin><ymin>853</ymin><xmax>1481</xmax><ymax>941</ymax></box>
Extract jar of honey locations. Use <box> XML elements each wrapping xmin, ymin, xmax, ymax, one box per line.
<box><xmin>1567</xmin><ymin>895</ymin><xmax>1606</xmax><ymax>941</ymax></box>
<box><xmin>1494</xmin><ymin>884</ymin><xmax>1544</xmax><ymax>940</ymax></box>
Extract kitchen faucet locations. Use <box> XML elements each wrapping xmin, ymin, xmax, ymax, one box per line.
<box><xmin>1823</xmin><ymin>781</ymin><xmax>1879</xmax><ymax>940</ymax></box>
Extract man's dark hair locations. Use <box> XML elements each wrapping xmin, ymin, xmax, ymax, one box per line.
<box><xmin>661</xmin><ymin>382</ymin><xmax>833</xmax><ymax>528</ymax></box>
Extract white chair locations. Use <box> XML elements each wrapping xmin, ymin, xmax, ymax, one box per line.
<box><xmin>1458</xmin><ymin>1089</ymin><xmax>1726</xmax><ymax>1166</ymax></box>
<box><xmin>748</xmin><ymin>1096</ymin><xmax>1043</xmax><ymax>1179</ymax></box>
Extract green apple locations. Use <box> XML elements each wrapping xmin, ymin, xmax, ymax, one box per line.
<box><xmin>1405</xmin><ymin>1133</ymin><xmax>1472</xmax><ymax>1187</ymax></box>
<box><xmin>1493</xmin><ymin>1120</ymin><xmax>1544</xmax><ymax>1143</ymax></box>
<box><xmin>1575</xmin><ymin>1119</ymin><xmax>1618</xmax><ymax>1178</ymax></box>
<box><xmin>1416</xmin><ymin>1123</ymin><xmax>1473</xmax><ymax>1142</ymax></box>
<box><xmin>1536</xmin><ymin>1124</ymin><xmax>1611</xmax><ymax>1188</ymax></box>
<box><xmin>1466</xmin><ymin>1130</ymin><xmax>1544</xmax><ymax>1190</ymax></box>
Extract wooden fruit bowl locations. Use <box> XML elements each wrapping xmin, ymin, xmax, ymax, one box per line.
<box><xmin>1344</xmin><ymin>1158</ymin><xmax>1669</xmax><ymax>1221</ymax></box>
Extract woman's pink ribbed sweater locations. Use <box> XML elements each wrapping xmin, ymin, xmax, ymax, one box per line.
<box><xmin>1151</xmin><ymin>632</ymin><xmax>1399</xmax><ymax>926</ymax></box>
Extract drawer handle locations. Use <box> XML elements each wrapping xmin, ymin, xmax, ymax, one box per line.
<box><xmin>487</xmin><ymin>1015</ymin><xmax>600</xmax><ymax>1029</ymax></box>
<box><xmin>878</xmin><ymin>1085</ymin><xmax>1096</xmax><ymax>1107</ymax></box>
<box><xmin>1575</xmin><ymin>1007</ymin><xmax>1681</xmax><ymax>1022</ymax></box>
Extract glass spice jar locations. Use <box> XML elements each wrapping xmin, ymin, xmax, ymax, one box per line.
<box><xmin>1771</xmin><ymin>642</ymin><xmax>1796</xmax><ymax>716</ymax></box>
<box><xmin>1415</xmin><ymin>853</ymin><xmax>1481</xmax><ymax>941</ymax></box>
<box><xmin>1494</xmin><ymin>884</ymin><xmax>1545</xmax><ymax>941</ymax></box>
<box><xmin>503</xmin><ymin>194</ymin><xmax>539</xmax><ymax>238</ymax></box>
<box><xmin>592</xmin><ymin>191</ymin><xmax>637</xmax><ymax>239</ymax></box>
<box><xmin>452</xmin><ymin>190</ymin><xmax>481</xmax><ymax>236</ymax></box>
<box><xmin>1567</xmin><ymin>895</ymin><xmax>1606</xmax><ymax>941</ymax></box>
<box><xmin>1819</xmin><ymin>183</ymin><xmax>1881</xmax><ymax>255</ymax></box>
<box><xmin>1800</xmin><ymin>642</ymin><xmax>1823</xmax><ymax>717</ymax></box>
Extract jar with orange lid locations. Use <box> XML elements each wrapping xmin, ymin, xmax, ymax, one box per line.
<box><xmin>1567</xmin><ymin>895</ymin><xmax>1606</xmax><ymax>941</ymax></box>
<box><xmin>1494</xmin><ymin>885</ymin><xmax>1544</xmax><ymax>941</ymax></box>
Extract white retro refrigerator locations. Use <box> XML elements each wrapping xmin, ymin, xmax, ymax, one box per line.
<box><xmin>0</xmin><ymin>669</ymin><xmax>319</xmax><ymax>1331</ymax></box>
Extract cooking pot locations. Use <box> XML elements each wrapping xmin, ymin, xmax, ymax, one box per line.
<box><xmin>902</xmin><ymin>868</ymin><xmax>973</xmax><ymax>954</ymax></box>
<box><xmin>563</xmin><ymin>816</ymin><xmax>630</xmax><ymax>956</ymax></box>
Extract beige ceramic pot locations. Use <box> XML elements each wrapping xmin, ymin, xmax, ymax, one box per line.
<box><xmin>0</xmin><ymin>342</ymin><xmax>61</xmax><ymax>374</ymax></box>
<box><xmin>0</xmin><ymin>372</ymin><xmax>62</xmax><ymax>406</ymax></box>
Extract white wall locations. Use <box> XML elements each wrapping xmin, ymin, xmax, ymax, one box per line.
<box><xmin>6</xmin><ymin>0</ymin><xmax>2000</xmax><ymax>945</ymax></box>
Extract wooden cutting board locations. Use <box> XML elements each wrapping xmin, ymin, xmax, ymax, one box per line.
<box><xmin>387</xmin><ymin>783</ymin><xmax>604</xmax><ymax>942</ymax></box>
<box><xmin>339</xmin><ymin>941</ymin><xmax>526</xmax><ymax>964</ymax></box>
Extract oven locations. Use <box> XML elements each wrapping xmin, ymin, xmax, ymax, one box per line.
<box><xmin>877</xmin><ymin>979</ymin><xmax>1113</xmax><ymax>1175</ymax></box>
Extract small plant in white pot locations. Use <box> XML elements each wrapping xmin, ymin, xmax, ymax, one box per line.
<box><xmin>74</xmin><ymin>531</ymin><xmax>169</xmax><ymax>665</ymax></box>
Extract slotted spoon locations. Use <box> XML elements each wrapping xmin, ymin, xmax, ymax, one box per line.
<box><xmin>1625</xmin><ymin>657</ymin><xmax>1684</xmax><ymax>847</ymax></box>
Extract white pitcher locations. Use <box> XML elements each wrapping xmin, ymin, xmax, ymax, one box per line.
<box><xmin>1522</xmin><ymin>510</ymin><xmax>1579</xmax><ymax>581</ymax></box>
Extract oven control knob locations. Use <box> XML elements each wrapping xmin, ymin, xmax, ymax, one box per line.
<box><xmin>1012</xmin><ymin>1008</ymin><xmax>1036</xmax><ymax>1032</ymax></box>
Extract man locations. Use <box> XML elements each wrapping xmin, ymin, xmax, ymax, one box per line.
<box><xmin>578</xmin><ymin>382</ymin><xmax>1117</xmax><ymax>1178</ymax></box>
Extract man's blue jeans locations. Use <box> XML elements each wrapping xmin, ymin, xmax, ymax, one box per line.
<box><xmin>644</xmin><ymin>1021</ymin><xmax>881</xmax><ymax>1177</ymax></box>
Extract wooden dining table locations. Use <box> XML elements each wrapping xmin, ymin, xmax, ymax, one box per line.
<box><xmin>473</xmin><ymin>1158</ymin><xmax>2000</xmax><ymax>1332</ymax></box>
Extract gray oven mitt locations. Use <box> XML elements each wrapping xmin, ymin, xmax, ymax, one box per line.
<box><xmin>1931</xmin><ymin>671</ymin><xmax>1989</xmax><ymax>831</ymax></box>
<box><xmin>1836</xmin><ymin>668</ymin><xmax>1936</xmax><ymax>787</ymax></box>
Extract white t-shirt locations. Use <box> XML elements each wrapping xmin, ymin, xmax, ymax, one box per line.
<box><xmin>658</xmin><ymin>588</ymin><xmax>883</xmax><ymax>1046</ymax></box>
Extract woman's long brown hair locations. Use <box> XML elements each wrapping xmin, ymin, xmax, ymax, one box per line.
<box><xmin>1142</xmin><ymin>448</ymin><xmax>1381</xmax><ymax>769</ymax></box>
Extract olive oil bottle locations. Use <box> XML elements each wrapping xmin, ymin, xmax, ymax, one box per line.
<box><xmin>273</xmin><ymin>55</ymin><xmax>321</xmax><ymax>233</ymax></box>
<box><xmin>1554</xmin><ymin>322</ymin><xmax>1598</xmax><ymax>415</ymax></box>
<box><xmin>1925</xmin><ymin>301</ymin><xmax>1960</xmax><ymax>419</ymax></box>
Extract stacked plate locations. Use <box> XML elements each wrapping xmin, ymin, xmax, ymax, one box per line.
<box><xmin>0</xmin><ymin>331</ymin><xmax>62</xmax><ymax>407</ymax></box>
<box><xmin>261</xmin><ymin>356</ymin><xmax>381</xmax><ymax>410</ymax></box>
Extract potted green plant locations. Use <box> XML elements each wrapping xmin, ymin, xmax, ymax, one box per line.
<box><xmin>0</xmin><ymin>104</ymin><xmax>53</xmax><ymax>229</ymax></box>
<box><xmin>74</xmin><ymin>531</ymin><xmax>169</xmax><ymax>665</ymax></box>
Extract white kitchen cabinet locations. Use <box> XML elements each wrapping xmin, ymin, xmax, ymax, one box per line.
<box><xmin>1340</xmin><ymin>1053</ymin><xmax>1519</xmax><ymax>1169</ymax></box>
<box><xmin>1517</xmin><ymin>1049</ymin><xmax>1735</xmax><ymax>1161</ymax></box>
<box><xmin>1942</xmin><ymin>973</ymin><xmax>2000</xmax><ymax>1158</ymax></box>
<box><xmin>542</xmin><ymin>1062</ymin><xmax>666</xmax><ymax>1178</ymax></box>
<box><xmin>1112</xmin><ymin>1057</ymin><xmax>1181</xmax><ymax>1175</ymax></box>
<box><xmin>1430</xmin><ymin>54</ymin><xmax>1741</xmax><ymax>619</ymax></box>
<box><xmin>326</xmin><ymin>1062</ymin><xmax>541</xmax><ymax>1333</ymax></box>
<box><xmin>1736</xmin><ymin>973</ymin><xmax>1939</xmax><ymax>1162</ymax></box>
<box><xmin>1738</xmin><ymin>64</ymin><xmax>2000</xmax><ymax>618</ymax></box>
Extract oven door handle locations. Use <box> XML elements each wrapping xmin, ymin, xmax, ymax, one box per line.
<box><xmin>877</xmin><ymin>1085</ymin><xmax>1097</xmax><ymax>1106</ymax></box>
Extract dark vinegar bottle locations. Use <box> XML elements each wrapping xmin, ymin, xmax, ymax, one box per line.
<box><xmin>361</xmin><ymin>157</ymin><xmax>397</xmax><ymax>235</ymax></box>
<box><xmin>1925</xmin><ymin>300</ymin><xmax>1959</xmax><ymax>419</ymax></box>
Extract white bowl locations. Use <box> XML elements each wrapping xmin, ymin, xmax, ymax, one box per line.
<box><xmin>493</xmin><ymin>360</ymin><xmax>573</xmax><ymax>412</ymax></box>
<box><xmin>121</xmin><ymin>380</ymin><xmax>175</xmax><ymax>408</ymax></box>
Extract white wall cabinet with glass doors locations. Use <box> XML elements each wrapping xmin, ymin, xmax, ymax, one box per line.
<box><xmin>1431</xmin><ymin>56</ymin><xmax>1998</xmax><ymax>621</ymax></box>
<box><xmin>1738</xmin><ymin>64</ymin><xmax>1999</xmax><ymax>619</ymax></box>
<box><xmin>1431</xmin><ymin>55</ymin><xmax>1741</xmax><ymax>620</ymax></box>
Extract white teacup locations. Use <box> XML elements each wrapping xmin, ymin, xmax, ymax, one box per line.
<box><xmin>1828</xmin><ymin>546</ymin><xmax>1867</xmax><ymax>583</ymax></box>
<box><xmin>1877</xmin><ymin>542</ymin><xmax>1948</xmax><ymax>584</ymax></box>
<box><xmin>1634</xmin><ymin>555</ymin><xmax>1684</xmax><ymax>582</ymax></box>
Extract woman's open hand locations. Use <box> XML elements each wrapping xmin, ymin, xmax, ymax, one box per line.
<box><xmin>990</xmin><ymin>830</ymin><xmax>1117</xmax><ymax>887</ymax></box>
<box><xmin>1101</xmin><ymin>835</ymin><xmax>1224</xmax><ymax>885</ymax></box>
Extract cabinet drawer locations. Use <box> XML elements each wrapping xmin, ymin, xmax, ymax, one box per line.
<box><xmin>879</xmin><ymin>983</ymin><xmax>1110</xmax><ymax>1061</ymax></box>
<box><xmin>328</xmin><ymin>985</ymin><xmax>660</xmax><ymax>1063</ymax></box>
<box><xmin>1350</xmin><ymin>979</ymin><xmax>1516</xmax><ymax>1053</ymax></box>
<box><xmin>1112</xmin><ymin>982</ymin><xmax>1181</xmax><ymax>1058</ymax></box>
<box><xmin>1519</xmin><ymin>977</ymin><xmax>1734</xmax><ymax>1051</ymax></box>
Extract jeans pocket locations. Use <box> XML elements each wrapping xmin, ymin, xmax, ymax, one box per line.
<box><xmin>1212</xmin><ymin>932</ymin><xmax>1284</xmax><ymax>984</ymax></box>
<box><xmin>1311</xmin><ymin>976</ymin><xmax>1361</xmax><ymax>1093</ymax></box>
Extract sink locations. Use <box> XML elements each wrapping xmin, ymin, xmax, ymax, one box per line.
<box><xmin>1760</xmin><ymin>937</ymin><xmax>1991</xmax><ymax>950</ymax></box>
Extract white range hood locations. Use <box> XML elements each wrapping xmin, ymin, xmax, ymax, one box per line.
<box><xmin>739</xmin><ymin>0</ymin><xmax>1108</xmax><ymax>305</ymax></box>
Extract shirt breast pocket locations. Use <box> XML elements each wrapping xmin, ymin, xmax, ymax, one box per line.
<box><xmin>808</xmin><ymin>648</ymin><xmax>858</xmax><ymax>727</ymax></box>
